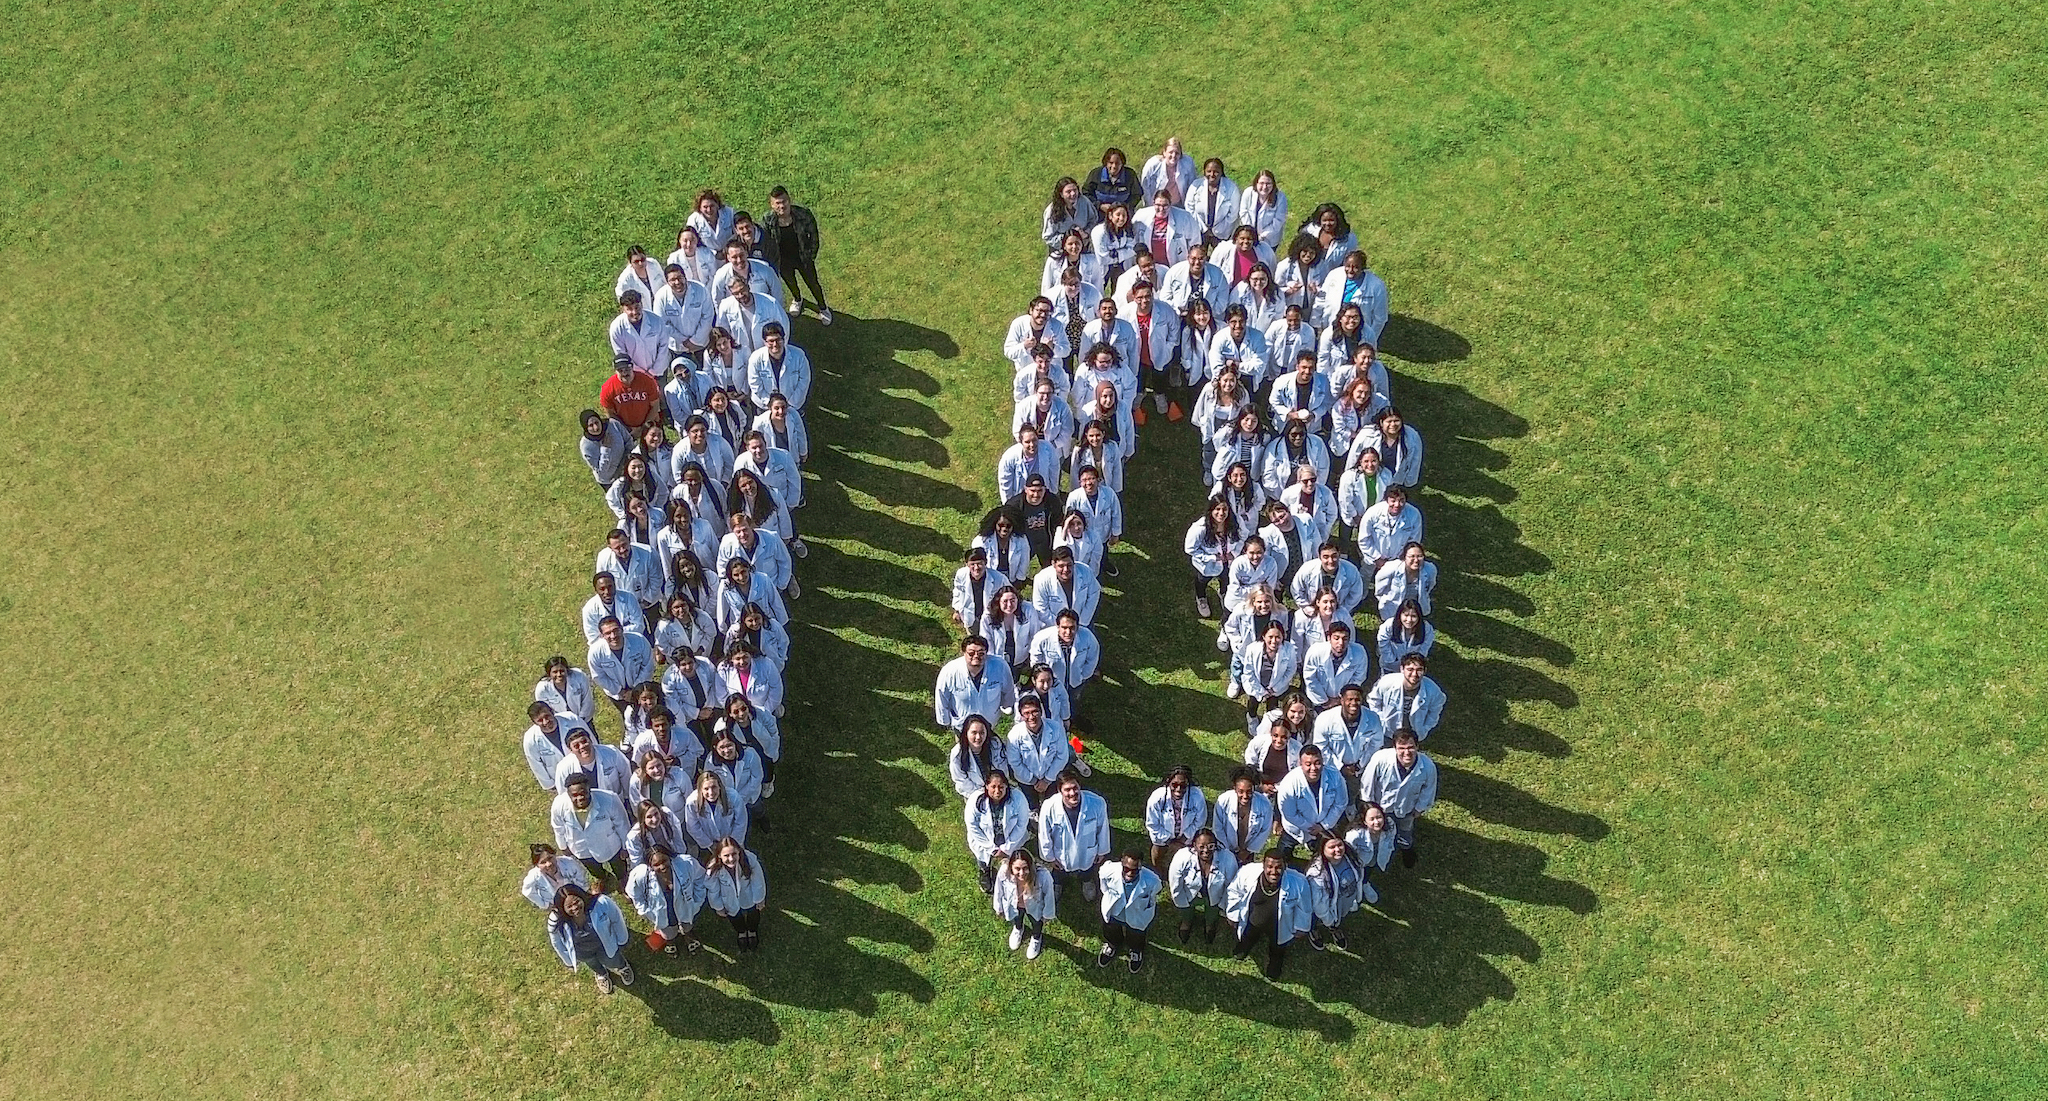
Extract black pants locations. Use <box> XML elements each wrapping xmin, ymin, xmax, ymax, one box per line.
<box><xmin>775</xmin><ymin>254</ymin><xmax>828</xmax><ymax>308</ymax></box>
<box><xmin>1102</xmin><ymin>918</ymin><xmax>1149</xmax><ymax>953</ymax></box>
<box><xmin>1236</xmin><ymin>918</ymin><xmax>1288</xmax><ymax>978</ymax></box>
<box><xmin>578</xmin><ymin>852</ymin><xmax>630</xmax><ymax>889</ymax></box>
<box><xmin>726</xmin><ymin>907</ymin><xmax>763</xmax><ymax>935</ymax></box>
<box><xmin>1193</xmin><ymin>569</ymin><xmax>1218</xmax><ymax>603</ymax></box>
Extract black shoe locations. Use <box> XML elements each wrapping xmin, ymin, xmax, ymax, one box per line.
<box><xmin>1402</xmin><ymin>847</ymin><xmax>1418</xmax><ymax>868</ymax></box>
<box><xmin>1128</xmin><ymin>950</ymin><xmax>1143</xmax><ymax>973</ymax></box>
<box><xmin>1097</xmin><ymin>945</ymin><xmax>1115</xmax><ymax>968</ymax></box>
<box><xmin>1176</xmin><ymin>921</ymin><xmax>1192</xmax><ymax>945</ymax></box>
<box><xmin>1231</xmin><ymin>949</ymin><xmax>1250</xmax><ymax>962</ymax></box>
<box><xmin>1334</xmin><ymin>930</ymin><xmax>1349</xmax><ymax>950</ymax></box>
<box><xmin>1308</xmin><ymin>928</ymin><xmax>1327</xmax><ymax>951</ymax></box>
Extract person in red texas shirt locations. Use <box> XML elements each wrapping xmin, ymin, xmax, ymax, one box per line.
<box><xmin>598</xmin><ymin>353</ymin><xmax>664</xmax><ymax>434</ymax></box>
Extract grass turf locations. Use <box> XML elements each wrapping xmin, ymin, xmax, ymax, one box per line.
<box><xmin>3</xmin><ymin>0</ymin><xmax>2045</xmax><ymax>1097</ymax></box>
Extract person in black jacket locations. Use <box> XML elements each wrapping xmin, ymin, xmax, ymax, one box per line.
<box><xmin>988</xmin><ymin>475</ymin><xmax>1058</xmax><ymax>568</ymax></box>
<box><xmin>1081</xmin><ymin>148</ymin><xmax>1141</xmax><ymax>218</ymax></box>
<box><xmin>761</xmin><ymin>186</ymin><xmax>832</xmax><ymax>326</ymax></box>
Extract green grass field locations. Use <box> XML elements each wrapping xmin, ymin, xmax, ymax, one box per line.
<box><xmin>5</xmin><ymin>0</ymin><xmax>2046</xmax><ymax>1097</ymax></box>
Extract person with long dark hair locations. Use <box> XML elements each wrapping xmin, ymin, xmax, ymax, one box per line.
<box><xmin>966</xmin><ymin>769</ymin><xmax>1032</xmax><ymax>895</ymax></box>
<box><xmin>1376</xmin><ymin>598</ymin><xmax>1437</xmax><ymax>672</ymax></box>
<box><xmin>1167</xmin><ymin>826</ymin><xmax>1237</xmax><ymax>944</ymax></box>
<box><xmin>1184</xmin><ymin>496</ymin><xmax>1239</xmax><ymax>619</ymax></box>
<box><xmin>626</xmin><ymin>843</ymin><xmax>706</xmax><ymax>956</ymax></box>
<box><xmin>949</xmin><ymin>715</ymin><xmax>1011</xmax><ymax>800</ymax></box>
<box><xmin>993</xmin><ymin>848</ymin><xmax>1055</xmax><ymax>960</ymax></box>
<box><xmin>1043</xmin><ymin>176</ymin><xmax>1101</xmax><ymax>255</ymax></box>
<box><xmin>546</xmin><ymin>886</ymin><xmax>634</xmax><ymax>994</ymax></box>
<box><xmin>704</xmin><ymin>837</ymin><xmax>768</xmax><ymax>952</ymax></box>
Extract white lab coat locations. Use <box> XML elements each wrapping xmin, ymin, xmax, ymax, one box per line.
<box><xmin>1268</xmin><ymin>371</ymin><xmax>1335</xmax><ymax>429</ymax></box>
<box><xmin>1242</xmin><ymin>731</ymin><xmax>1304</xmax><ymax>775</ymax></box>
<box><xmin>1312</xmin><ymin>705</ymin><xmax>1386</xmax><ymax>773</ymax></box>
<box><xmin>703</xmin><ymin>857</ymin><xmax>768</xmax><ymax>916</ymax></box>
<box><xmin>523</xmin><ymin>713</ymin><xmax>594</xmax><ymax>790</ymax></box>
<box><xmin>626</xmin><ymin>857</ymin><xmax>706</xmax><ymax>931</ymax></box>
<box><xmin>1167</xmin><ymin>847</ymin><xmax>1240</xmax><ymax>909</ymax></box>
<box><xmin>1219</xmin><ymin>603</ymin><xmax>1291</xmax><ymax>659</ymax></box>
<box><xmin>547</xmin><ymin>893</ymin><xmax>628</xmax><ymax>968</ymax></box>
<box><xmin>1315</xmin><ymin>268</ymin><xmax>1389</xmax><ymax>343</ymax></box>
<box><xmin>1347</xmin><ymin>423</ymin><xmax>1424</xmax><ymax>488</ymax></box>
<box><xmin>977</xmin><ymin>605</ymin><xmax>1039</xmax><ymax>679</ymax></box>
<box><xmin>934</xmin><ymin>655</ymin><xmax>1017</xmax><ymax>730</ymax></box>
<box><xmin>1140</xmin><ymin>152</ymin><xmax>1196</xmax><ymax>204</ymax></box>
<box><xmin>711</xmin><ymin>257</ymin><xmax>786</xmax><ymax>307</ymax></box>
<box><xmin>1037</xmin><ymin>791</ymin><xmax>1112</xmax><ymax>872</ymax></box>
<box><xmin>1081</xmin><ymin>314</ymin><xmax>1139</xmax><ymax>376</ymax></box>
<box><xmin>745</xmin><ymin>345</ymin><xmax>813</xmax><ymax>410</ymax></box>
<box><xmin>965</xmin><ymin>786</ymin><xmax>1034</xmax><ymax>864</ymax></box>
<box><xmin>1098</xmin><ymin>864</ymin><xmax>1163</xmax><ymax>930</ymax></box>
<box><xmin>1377</xmin><ymin>618</ymin><xmax>1437</xmax><ymax>674</ymax></box>
<box><xmin>1003</xmin><ymin>314</ymin><xmax>1071</xmax><ymax>372</ymax></box>
<box><xmin>687</xmin><ymin>207</ymin><xmax>734</xmax><ymax>251</ymax></box>
<box><xmin>652</xmin><ymin>279</ymin><xmax>714</xmax><ymax>352</ymax></box>
<box><xmin>1065</xmin><ymin>484</ymin><xmax>1123</xmax><ymax>542</ymax></box>
<box><xmin>1367</xmin><ymin>673</ymin><xmax>1447</xmax><ymax>741</ymax></box>
<box><xmin>1224</xmin><ymin>552</ymin><xmax>1283</xmax><ymax>613</ymax></box>
<box><xmin>1143</xmin><ymin>785</ymin><xmax>1210</xmax><ymax>846</ymax></box>
<box><xmin>1289</xmin><ymin>555</ymin><xmax>1364</xmax><ymax>614</ymax></box>
<box><xmin>554</xmin><ymin>744</ymin><xmax>634</xmax><ymax>808</ymax></box>
<box><xmin>1338</xmin><ymin>465</ymin><xmax>1395</xmax><ymax>529</ymax></box>
<box><xmin>667</xmin><ymin>244</ymin><xmax>719</xmax><ymax>289</ymax></box>
<box><xmin>1067</xmin><ymin>440</ymin><xmax>1126</xmax><ymax>497</ymax></box>
<box><xmin>712</xmin><ymin>294</ymin><xmax>791</xmax><ymax>366</ymax></box>
<box><xmin>1263</xmin><ymin>316</ymin><xmax>1316</xmax><ymax>383</ymax></box>
<box><xmin>535</xmin><ymin>671</ymin><xmax>597</xmax><ymax>727</ymax></box>
<box><xmin>1030</xmin><ymin>562</ymin><xmax>1102</xmax><ymax>626</ymax></box>
<box><xmin>1356</xmin><ymin>501</ymin><xmax>1425</xmax><ymax>563</ymax></box>
<box><xmin>716</xmin><ymin>528</ymin><xmax>793</xmax><ymax>593</ymax></box>
<box><xmin>625</xmin><ymin>809</ymin><xmax>692</xmax><ymax>865</ymax></box>
<box><xmin>1372</xmin><ymin>557</ymin><xmax>1438</xmax><ymax>620</ymax></box>
<box><xmin>1090</xmin><ymin>222</ymin><xmax>1141</xmax><ymax>280</ymax></box>
<box><xmin>1117</xmin><ymin>302</ymin><xmax>1182</xmax><ymax>377</ymax></box>
<box><xmin>581</xmin><ymin>592</ymin><xmax>647</xmax><ymax>646</ymax></box>
<box><xmin>1157</xmin><ymin>260</ymin><xmax>1229</xmax><ymax>319</ymax></box>
<box><xmin>1185</xmin><ymin>518</ymin><xmax>1239</xmax><ymax>580</ymax></box>
<box><xmin>1042</xmin><ymin>250</ymin><xmax>1108</xmax><ymax>294</ymax></box>
<box><xmin>1027</xmin><ymin>624</ymin><xmax>1100</xmax><ymax>691</ymax></box>
<box><xmin>1302</xmin><ymin>641</ymin><xmax>1371</xmax><ymax>708</ymax></box>
<box><xmin>1183</xmin><ymin>176</ymin><xmax>1241</xmax><ymax>240</ymax></box>
<box><xmin>950</xmin><ymin>742</ymin><xmax>1013</xmax><ymax>801</ymax></box>
<box><xmin>549</xmin><ymin>788</ymin><xmax>632</xmax><ymax>860</ymax></box>
<box><xmin>608</xmin><ymin>311</ymin><xmax>670</xmax><ymax>376</ymax></box>
<box><xmin>587</xmin><ymin>635</ymin><xmax>657</xmax><ymax>702</ymax></box>
<box><xmin>672</xmin><ymin>436</ymin><xmax>736</xmax><ymax>491</ymax></box>
<box><xmin>714</xmin><ymin>572</ymin><xmax>788</xmax><ymax>633</ymax></box>
<box><xmin>1223</xmin><ymin>865</ymin><xmax>1314</xmax><ymax>945</ymax></box>
<box><xmin>1210</xmin><ymin>238</ymin><xmax>1274</xmax><ymax>287</ymax></box>
<box><xmin>521</xmin><ymin>855</ymin><xmax>592</xmax><ymax>909</ymax></box>
<box><xmin>1134</xmin><ymin>202</ymin><xmax>1202</xmax><ymax>266</ymax></box>
<box><xmin>1229</xmin><ymin>282</ymin><xmax>1287</xmax><ymax>333</ymax></box>
<box><xmin>750</xmin><ymin>409</ymin><xmax>809</xmax><ymax>465</ymax></box>
<box><xmin>994</xmin><ymin>865</ymin><xmax>1057</xmax><ymax>924</ymax></box>
<box><xmin>1361</xmin><ymin>748</ymin><xmax>1438</xmax><ymax>818</ymax></box>
<box><xmin>1012</xmin><ymin>396</ymin><xmax>1076</xmax><ymax>458</ymax></box>
<box><xmin>1236</xmin><ymin>187</ymin><xmax>1290</xmax><ymax>250</ymax></box>
<box><xmin>1236</xmin><ymin>638</ymin><xmax>1300</xmax><ymax>701</ymax></box>
<box><xmin>951</xmin><ymin>565</ymin><xmax>1011</xmax><ymax>629</ymax></box>
<box><xmin>680</xmin><ymin>791</ymin><xmax>749</xmax><ymax>852</ymax></box>
<box><xmin>1307</xmin><ymin>849</ymin><xmax>1368</xmax><ymax>926</ymax></box>
<box><xmin>997</xmin><ymin>443</ymin><xmax>1061</xmax><ymax>503</ymax></box>
<box><xmin>1209</xmin><ymin>788</ymin><xmax>1276</xmax><ymax>857</ymax></box>
<box><xmin>717</xmin><ymin>659</ymin><xmax>783</xmax><ymax>717</ymax></box>
<box><xmin>1055</xmin><ymin>521</ymin><xmax>1105</xmax><ymax>577</ymax></box>
<box><xmin>1260</xmin><ymin>435</ymin><xmax>1334</xmax><ymax>499</ymax></box>
<box><xmin>1275</xmin><ymin>765</ymin><xmax>1350</xmax><ymax>843</ymax></box>
<box><xmin>1005</xmin><ymin>715</ymin><xmax>1072</xmax><ymax>790</ymax></box>
<box><xmin>580</xmin><ymin>417</ymin><xmax>633</xmax><ymax>487</ymax></box>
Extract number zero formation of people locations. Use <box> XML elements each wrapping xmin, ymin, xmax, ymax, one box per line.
<box><xmin>521</xmin><ymin>140</ymin><xmax>1445</xmax><ymax>996</ymax></box>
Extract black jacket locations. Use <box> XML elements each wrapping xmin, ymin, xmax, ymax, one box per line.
<box><xmin>759</xmin><ymin>205</ymin><xmax>822</xmax><ymax>268</ymax></box>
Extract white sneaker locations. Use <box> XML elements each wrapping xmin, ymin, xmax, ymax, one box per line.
<box><xmin>613</xmin><ymin>962</ymin><xmax>635</xmax><ymax>987</ymax></box>
<box><xmin>761</xmin><ymin>780</ymin><xmax>776</xmax><ymax>798</ymax></box>
<box><xmin>1152</xmin><ymin>392</ymin><xmax>1167</xmax><ymax>414</ymax></box>
<box><xmin>1074</xmin><ymin>756</ymin><xmax>1093</xmax><ymax>777</ymax></box>
<box><xmin>1195</xmin><ymin>596</ymin><xmax>1212</xmax><ymax>618</ymax></box>
<box><xmin>786</xmin><ymin>578</ymin><xmax>801</xmax><ymax>599</ymax></box>
<box><xmin>1362</xmin><ymin>881</ymin><xmax>1379</xmax><ymax>905</ymax></box>
<box><xmin>1026</xmin><ymin>935</ymin><xmax>1043</xmax><ymax>960</ymax></box>
<box><xmin>593</xmin><ymin>973</ymin><xmax>614</xmax><ymax>995</ymax></box>
<box><xmin>1008</xmin><ymin>926</ymin><xmax>1024</xmax><ymax>951</ymax></box>
<box><xmin>818</xmin><ymin>307</ymin><xmax>834</xmax><ymax>326</ymax></box>
<box><xmin>1225</xmin><ymin>679</ymin><xmax>1241</xmax><ymax>699</ymax></box>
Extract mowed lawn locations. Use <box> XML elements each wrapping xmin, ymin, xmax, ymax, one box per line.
<box><xmin>4</xmin><ymin>0</ymin><xmax>2046</xmax><ymax>1097</ymax></box>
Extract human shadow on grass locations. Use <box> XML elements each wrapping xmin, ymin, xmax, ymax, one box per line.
<box><xmin>617</xmin><ymin>972</ymin><xmax>781</xmax><ymax>1044</ymax></box>
<box><xmin>1436</xmin><ymin>764</ymin><xmax>1610</xmax><ymax>842</ymax></box>
<box><xmin>1380</xmin><ymin>314</ymin><xmax>1472</xmax><ymax>364</ymax></box>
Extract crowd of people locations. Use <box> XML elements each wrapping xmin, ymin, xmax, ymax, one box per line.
<box><xmin>517</xmin><ymin>186</ymin><xmax>830</xmax><ymax>994</ymax></box>
<box><xmin>937</xmin><ymin>138</ymin><xmax>1443</xmax><ymax>979</ymax></box>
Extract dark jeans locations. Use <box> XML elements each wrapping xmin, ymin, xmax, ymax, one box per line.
<box><xmin>1101</xmin><ymin>918</ymin><xmax>1149</xmax><ymax>953</ymax></box>
<box><xmin>775</xmin><ymin>255</ymin><xmax>828</xmax><ymax>308</ymax></box>
<box><xmin>578</xmin><ymin>852</ymin><xmax>631</xmax><ymax>889</ymax></box>
<box><xmin>1236</xmin><ymin>918</ymin><xmax>1289</xmax><ymax>978</ymax></box>
<box><xmin>573</xmin><ymin>942</ymin><xmax>627</xmax><ymax>976</ymax></box>
<box><xmin>1193</xmin><ymin>569</ymin><xmax>1219</xmax><ymax>603</ymax></box>
<box><xmin>725</xmin><ymin>906</ymin><xmax>763</xmax><ymax>935</ymax></box>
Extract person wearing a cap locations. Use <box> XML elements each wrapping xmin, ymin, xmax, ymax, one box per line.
<box><xmin>1224</xmin><ymin>842</ymin><xmax>1314</xmax><ymax>978</ymax></box>
<box><xmin>1037</xmin><ymin>769</ymin><xmax>1112</xmax><ymax>902</ymax></box>
<box><xmin>547</xmin><ymin>886</ymin><xmax>634</xmax><ymax>995</ymax></box>
<box><xmin>599</xmin><ymin>349</ymin><xmax>665</xmax><ymax>438</ymax></box>
<box><xmin>626</xmin><ymin>843</ymin><xmax>706</xmax><ymax>957</ymax></box>
<box><xmin>1096</xmin><ymin>850</ymin><xmax>1163</xmax><ymax>972</ymax></box>
<box><xmin>522</xmin><ymin>701</ymin><xmax>593</xmax><ymax>794</ymax></box>
<box><xmin>1143</xmin><ymin>765</ymin><xmax>1208</xmax><ymax>871</ymax></box>
<box><xmin>1368</xmin><ymin>652</ymin><xmax>1446</xmax><ymax>742</ymax></box>
<box><xmin>1030</xmin><ymin>546</ymin><xmax>1101</xmax><ymax>628</ymax></box>
<box><xmin>578</xmin><ymin>409</ymin><xmax>633</xmax><ymax>487</ymax></box>
<box><xmin>549</xmin><ymin>773</ymin><xmax>632</xmax><ymax>891</ymax></box>
<box><xmin>950</xmin><ymin>547</ymin><xmax>1009</xmax><ymax>632</ymax></box>
<box><xmin>1361</xmin><ymin>728</ymin><xmax>1437</xmax><ymax>868</ymax></box>
<box><xmin>1027</xmin><ymin>609</ymin><xmax>1098</xmax><ymax>734</ymax></box>
<box><xmin>608</xmin><ymin>290</ymin><xmax>670</xmax><ymax>379</ymax></box>
<box><xmin>933</xmin><ymin>636</ymin><xmax>1016</xmax><ymax>733</ymax></box>
<box><xmin>992</xmin><ymin>475</ymin><xmax>1058</xmax><ymax>567</ymax></box>
<box><xmin>520</xmin><ymin>842</ymin><xmax>592</xmax><ymax>910</ymax></box>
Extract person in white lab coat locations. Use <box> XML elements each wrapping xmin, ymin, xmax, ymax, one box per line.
<box><xmin>949</xmin><ymin>547</ymin><xmax>1010</xmax><ymax>633</ymax></box>
<box><xmin>1315</xmin><ymin>249</ymin><xmax>1389</xmax><ymax>346</ymax></box>
<box><xmin>1237</xmin><ymin>618</ymin><xmax>1299</xmax><ymax>729</ymax></box>
<box><xmin>966</xmin><ymin>770</ymin><xmax>1033</xmax><ymax>895</ymax></box>
<box><xmin>713</xmin><ymin>279</ymin><xmax>791</xmax><ymax>368</ymax></box>
<box><xmin>582</xmin><ymin>570</ymin><xmax>647</xmax><ymax>647</ymax></box>
<box><xmin>1274</xmin><ymin>745</ymin><xmax>1350</xmax><ymax>852</ymax></box>
<box><xmin>550</xmin><ymin>774</ymin><xmax>633</xmax><ymax>890</ymax></box>
<box><xmin>1158</xmin><ymin>240</ymin><xmax>1228</xmax><ymax>321</ymax></box>
<box><xmin>653</xmin><ymin>265</ymin><xmax>713</xmax><ymax>363</ymax></box>
<box><xmin>1090</xmin><ymin>202</ymin><xmax>1141</xmax><ymax>290</ymax></box>
<box><xmin>1038</xmin><ymin>770</ymin><xmax>1112</xmax><ymax>900</ymax></box>
<box><xmin>554</xmin><ymin>725</ymin><xmax>634</xmax><ymax>810</ymax></box>
<box><xmin>616</xmin><ymin>245</ymin><xmax>665</xmax><ymax>309</ymax></box>
<box><xmin>1140</xmin><ymin>138</ymin><xmax>1196</xmax><ymax>205</ymax></box>
<box><xmin>667</xmin><ymin>224</ymin><xmax>719</xmax><ymax>288</ymax></box>
<box><xmin>588</xmin><ymin>616</ymin><xmax>657</xmax><ymax>721</ymax></box>
<box><xmin>1027</xmin><ymin>609</ymin><xmax>1100</xmax><ymax>732</ymax></box>
<box><xmin>535</xmin><ymin>655</ymin><xmax>598</xmax><ymax>730</ymax></box>
<box><xmin>949</xmin><ymin>715</ymin><xmax>1011</xmax><ymax>801</ymax></box>
<box><xmin>1298</xmin><ymin>203</ymin><xmax>1359</xmax><ymax>281</ymax></box>
<box><xmin>704</xmin><ymin>837</ymin><xmax>768</xmax><ymax>952</ymax></box>
<box><xmin>1135</xmin><ymin>189</ymin><xmax>1202</xmax><ymax>268</ymax></box>
<box><xmin>1362</xmin><ymin>729</ymin><xmax>1437</xmax><ymax>867</ymax></box>
<box><xmin>744</xmin><ymin>324</ymin><xmax>811</xmax><ymax>412</ymax></box>
<box><xmin>998</xmin><ymin>425</ymin><xmax>1061</xmax><ymax>503</ymax></box>
<box><xmin>626</xmin><ymin>843</ymin><xmax>706</xmax><ymax>956</ymax></box>
<box><xmin>1003</xmin><ymin>297</ymin><xmax>1069</xmax><ymax>373</ymax></box>
<box><xmin>994</xmin><ymin>849</ymin><xmax>1055</xmax><ymax>961</ymax></box>
<box><xmin>1229</xmin><ymin>263</ymin><xmax>1287</xmax><ymax>335</ymax></box>
<box><xmin>1374</xmin><ymin>539</ymin><xmax>1438</xmax><ymax>621</ymax></box>
<box><xmin>1211</xmin><ymin>765</ymin><xmax>1277</xmax><ymax>865</ymax></box>
<box><xmin>1042</xmin><ymin>229</ymin><xmax>1107</xmax><ymax>294</ymax></box>
<box><xmin>1042</xmin><ymin>177</ymin><xmax>1101</xmax><ymax>256</ymax></box>
<box><xmin>1005</xmin><ymin>694</ymin><xmax>1070</xmax><ymax>802</ymax></box>
<box><xmin>1368</xmin><ymin>654</ymin><xmax>1447</xmax><ymax>742</ymax></box>
<box><xmin>1301</xmin><ymin>621</ymin><xmax>1371</xmax><ymax>711</ymax></box>
<box><xmin>546</xmin><ymin>886</ymin><xmax>634</xmax><ymax>994</ymax></box>
<box><xmin>680</xmin><ymin>771</ymin><xmax>748</xmax><ymax>859</ymax></box>
<box><xmin>1268</xmin><ymin>350</ymin><xmax>1335</xmax><ymax>434</ymax></box>
<box><xmin>1013</xmin><ymin>378</ymin><xmax>1076</xmax><ymax>462</ymax></box>
<box><xmin>521</xmin><ymin>842</ymin><xmax>593</xmax><ymax>911</ymax></box>
<box><xmin>1212</xmin><ymin>223</ymin><xmax>1275</xmax><ymax>290</ymax></box>
<box><xmin>523</xmin><ymin>701</ymin><xmax>593</xmax><ymax>794</ymax></box>
<box><xmin>1030</xmin><ymin>546</ymin><xmax>1102</xmax><ymax>627</ymax></box>
<box><xmin>1185</xmin><ymin>496</ymin><xmax>1239</xmax><ymax>619</ymax></box>
<box><xmin>1377</xmin><ymin>598</ymin><xmax>1437</xmax><ymax>673</ymax></box>
<box><xmin>688</xmin><ymin>189</ymin><xmax>735</xmax><ymax>251</ymax></box>
<box><xmin>1096</xmin><ymin>852</ymin><xmax>1164</xmax><ymax>972</ymax></box>
<box><xmin>1350</xmin><ymin>405</ymin><xmax>1424</xmax><ymax>489</ymax></box>
<box><xmin>933</xmin><ymin>636</ymin><xmax>1016</xmax><ymax>733</ymax></box>
<box><xmin>1225</xmin><ymin>535</ymin><xmax>1283</xmax><ymax>614</ymax></box>
<box><xmin>1312</xmin><ymin>683</ymin><xmax>1383</xmax><ymax>785</ymax></box>
<box><xmin>1224</xmin><ymin>844</ymin><xmax>1314</xmax><ymax>979</ymax></box>
<box><xmin>579</xmin><ymin>409</ymin><xmax>633</xmax><ymax>488</ymax></box>
<box><xmin>752</xmin><ymin>392</ymin><xmax>808</xmax><ymax>467</ymax></box>
<box><xmin>1345</xmin><ymin>800</ymin><xmax>1398</xmax><ymax>905</ymax></box>
<box><xmin>1236</xmin><ymin>170</ymin><xmax>1290</xmax><ymax>251</ymax></box>
<box><xmin>1183</xmin><ymin>157</ymin><xmax>1240</xmax><ymax>244</ymax></box>
<box><xmin>1143</xmin><ymin>765</ymin><xmax>1209</xmax><ymax>871</ymax></box>
<box><xmin>1290</xmin><ymin>541</ymin><xmax>1366</xmax><ymax>616</ymax></box>
<box><xmin>609</xmin><ymin>291</ymin><xmax>670</xmax><ymax>379</ymax></box>
<box><xmin>976</xmin><ymin>584</ymin><xmax>1038</xmax><ymax>682</ymax></box>
<box><xmin>1304</xmin><ymin>833</ymin><xmax>1368</xmax><ymax>951</ymax></box>
<box><xmin>712</xmin><ymin>239</ymin><xmax>787</xmax><ymax>309</ymax></box>
<box><xmin>1167</xmin><ymin>827</ymin><xmax>1238</xmax><ymax>945</ymax></box>
<box><xmin>1274</xmin><ymin>237</ymin><xmax>1323</xmax><ymax>321</ymax></box>
<box><xmin>1356</xmin><ymin>485</ymin><xmax>1424</xmax><ymax>569</ymax></box>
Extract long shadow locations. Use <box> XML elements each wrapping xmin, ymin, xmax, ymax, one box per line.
<box><xmin>1380</xmin><ymin>313</ymin><xmax>1473</xmax><ymax>364</ymax></box>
